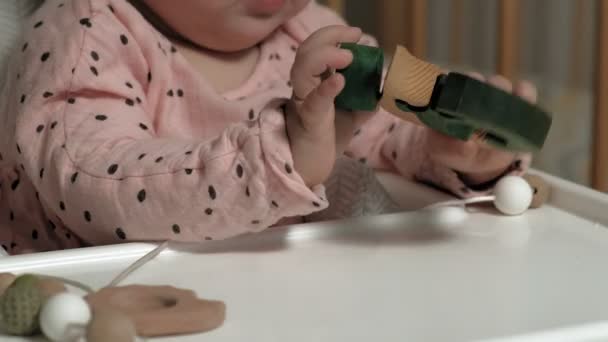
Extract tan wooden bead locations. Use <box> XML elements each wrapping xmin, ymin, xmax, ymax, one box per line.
<box><xmin>0</xmin><ymin>273</ymin><xmax>16</xmax><ymax>296</ymax></box>
<box><xmin>36</xmin><ymin>278</ymin><xmax>67</xmax><ymax>300</ymax></box>
<box><xmin>379</xmin><ymin>45</ymin><xmax>443</xmax><ymax>123</ymax></box>
<box><xmin>523</xmin><ymin>174</ymin><xmax>550</xmax><ymax>208</ymax></box>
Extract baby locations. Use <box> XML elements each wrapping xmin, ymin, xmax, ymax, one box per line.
<box><xmin>0</xmin><ymin>0</ymin><xmax>536</xmax><ymax>254</ymax></box>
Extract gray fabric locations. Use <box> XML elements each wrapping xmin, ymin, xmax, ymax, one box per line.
<box><xmin>0</xmin><ymin>0</ymin><xmax>42</xmax><ymax>84</ymax></box>
<box><xmin>306</xmin><ymin>157</ymin><xmax>401</xmax><ymax>222</ymax></box>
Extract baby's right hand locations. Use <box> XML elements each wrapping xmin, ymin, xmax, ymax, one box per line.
<box><xmin>287</xmin><ymin>26</ymin><xmax>362</xmax><ymax>187</ymax></box>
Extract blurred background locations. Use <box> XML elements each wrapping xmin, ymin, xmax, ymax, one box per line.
<box><xmin>321</xmin><ymin>0</ymin><xmax>604</xmax><ymax>190</ymax></box>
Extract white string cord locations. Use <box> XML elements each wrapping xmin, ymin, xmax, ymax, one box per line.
<box><xmin>39</xmin><ymin>275</ymin><xmax>95</xmax><ymax>294</ymax></box>
<box><xmin>105</xmin><ymin>241</ymin><xmax>170</xmax><ymax>288</ymax></box>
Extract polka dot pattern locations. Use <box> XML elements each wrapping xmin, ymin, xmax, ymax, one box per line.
<box><xmin>115</xmin><ymin>228</ymin><xmax>126</xmax><ymax>240</ymax></box>
<box><xmin>79</xmin><ymin>18</ymin><xmax>92</xmax><ymax>28</ymax></box>
<box><xmin>137</xmin><ymin>189</ymin><xmax>146</xmax><ymax>202</ymax></box>
<box><xmin>40</xmin><ymin>52</ymin><xmax>51</xmax><ymax>62</ymax></box>
<box><xmin>107</xmin><ymin>164</ymin><xmax>118</xmax><ymax>175</ymax></box>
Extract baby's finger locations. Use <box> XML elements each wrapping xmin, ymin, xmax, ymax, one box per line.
<box><xmin>466</xmin><ymin>71</ymin><xmax>486</xmax><ymax>82</ymax></box>
<box><xmin>299</xmin><ymin>74</ymin><xmax>344</xmax><ymax>130</ymax></box>
<box><xmin>488</xmin><ymin>74</ymin><xmax>513</xmax><ymax>93</ymax></box>
<box><xmin>292</xmin><ymin>46</ymin><xmax>352</xmax><ymax>100</ymax></box>
<box><xmin>299</xmin><ymin>25</ymin><xmax>362</xmax><ymax>55</ymax></box>
<box><xmin>514</xmin><ymin>80</ymin><xmax>538</xmax><ymax>104</ymax></box>
<box><xmin>295</xmin><ymin>46</ymin><xmax>353</xmax><ymax>79</ymax></box>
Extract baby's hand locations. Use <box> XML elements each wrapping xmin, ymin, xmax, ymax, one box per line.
<box><xmin>287</xmin><ymin>26</ymin><xmax>363</xmax><ymax>187</ymax></box>
<box><xmin>425</xmin><ymin>73</ymin><xmax>538</xmax><ymax>185</ymax></box>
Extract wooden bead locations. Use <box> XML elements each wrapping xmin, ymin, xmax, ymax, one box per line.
<box><xmin>379</xmin><ymin>45</ymin><xmax>443</xmax><ymax>123</ymax></box>
<box><xmin>0</xmin><ymin>274</ymin><xmax>43</xmax><ymax>336</ymax></box>
<box><xmin>0</xmin><ymin>273</ymin><xmax>16</xmax><ymax>296</ymax></box>
<box><xmin>36</xmin><ymin>278</ymin><xmax>66</xmax><ymax>300</ymax></box>
<box><xmin>523</xmin><ymin>174</ymin><xmax>550</xmax><ymax>208</ymax></box>
<box><xmin>86</xmin><ymin>307</ymin><xmax>136</xmax><ymax>342</ymax></box>
<box><xmin>86</xmin><ymin>285</ymin><xmax>226</xmax><ymax>337</ymax></box>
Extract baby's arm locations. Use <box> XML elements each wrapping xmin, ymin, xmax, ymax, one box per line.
<box><xmin>13</xmin><ymin>3</ymin><xmax>325</xmax><ymax>246</ymax></box>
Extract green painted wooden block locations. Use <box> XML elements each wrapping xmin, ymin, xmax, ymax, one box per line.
<box><xmin>334</xmin><ymin>43</ymin><xmax>383</xmax><ymax>112</ymax></box>
<box><xmin>395</xmin><ymin>73</ymin><xmax>552</xmax><ymax>151</ymax></box>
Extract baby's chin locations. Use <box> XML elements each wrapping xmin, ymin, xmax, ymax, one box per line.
<box><xmin>188</xmin><ymin>24</ymin><xmax>280</xmax><ymax>52</ymax></box>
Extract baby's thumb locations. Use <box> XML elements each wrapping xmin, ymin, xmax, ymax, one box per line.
<box><xmin>298</xmin><ymin>74</ymin><xmax>344</xmax><ymax>131</ymax></box>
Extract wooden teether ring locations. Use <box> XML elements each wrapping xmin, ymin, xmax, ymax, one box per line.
<box><xmin>523</xmin><ymin>174</ymin><xmax>550</xmax><ymax>209</ymax></box>
<box><xmin>85</xmin><ymin>285</ymin><xmax>225</xmax><ymax>337</ymax></box>
<box><xmin>86</xmin><ymin>306</ymin><xmax>137</xmax><ymax>342</ymax></box>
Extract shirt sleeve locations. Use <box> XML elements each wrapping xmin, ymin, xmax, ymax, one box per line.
<box><xmin>12</xmin><ymin>2</ymin><xmax>326</xmax><ymax>246</ymax></box>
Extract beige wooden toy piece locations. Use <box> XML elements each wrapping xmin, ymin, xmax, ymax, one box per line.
<box><xmin>87</xmin><ymin>306</ymin><xmax>137</xmax><ymax>342</ymax></box>
<box><xmin>523</xmin><ymin>174</ymin><xmax>551</xmax><ymax>209</ymax></box>
<box><xmin>0</xmin><ymin>273</ymin><xmax>15</xmax><ymax>296</ymax></box>
<box><xmin>0</xmin><ymin>274</ymin><xmax>66</xmax><ymax>299</ymax></box>
<box><xmin>36</xmin><ymin>278</ymin><xmax>67</xmax><ymax>299</ymax></box>
<box><xmin>86</xmin><ymin>285</ymin><xmax>226</xmax><ymax>337</ymax></box>
<box><xmin>379</xmin><ymin>45</ymin><xmax>443</xmax><ymax>123</ymax></box>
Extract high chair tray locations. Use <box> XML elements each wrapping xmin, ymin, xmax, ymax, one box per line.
<box><xmin>2</xmin><ymin>171</ymin><xmax>608</xmax><ymax>342</ymax></box>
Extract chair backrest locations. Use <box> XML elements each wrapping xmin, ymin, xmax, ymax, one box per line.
<box><xmin>0</xmin><ymin>0</ymin><xmax>42</xmax><ymax>85</ymax></box>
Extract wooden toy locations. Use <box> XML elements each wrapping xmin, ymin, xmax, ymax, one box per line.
<box><xmin>0</xmin><ymin>275</ymin><xmax>43</xmax><ymax>336</ymax></box>
<box><xmin>523</xmin><ymin>174</ymin><xmax>551</xmax><ymax>208</ymax></box>
<box><xmin>36</xmin><ymin>278</ymin><xmax>67</xmax><ymax>299</ymax></box>
<box><xmin>335</xmin><ymin>43</ymin><xmax>553</xmax><ymax>152</ymax></box>
<box><xmin>0</xmin><ymin>273</ymin><xmax>16</xmax><ymax>296</ymax></box>
<box><xmin>86</xmin><ymin>285</ymin><xmax>226</xmax><ymax>337</ymax></box>
<box><xmin>0</xmin><ymin>269</ymin><xmax>225</xmax><ymax>340</ymax></box>
<box><xmin>334</xmin><ymin>44</ymin><xmax>384</xmax><ymax>112</ymax></box>
<box><xmin>86</xmin><ymin>306</ymin><xmax>137</xmax><ymax>342</ymax></box>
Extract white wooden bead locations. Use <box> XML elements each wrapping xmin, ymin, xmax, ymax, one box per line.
<box><xmin>40</xmin><ymin>293</ymin><xmax>91</xmax><ymax>341</ymax></box>
<box><xmin>493</xmin><ymin>176</ymin><xmax>533</xmax><ymax>216</ymax></box>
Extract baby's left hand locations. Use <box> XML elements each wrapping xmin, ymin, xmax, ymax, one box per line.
<box><xmin>424</xmin><ymin>73</ymin><xmax>537</xmax><ymax>185</ymax></box>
